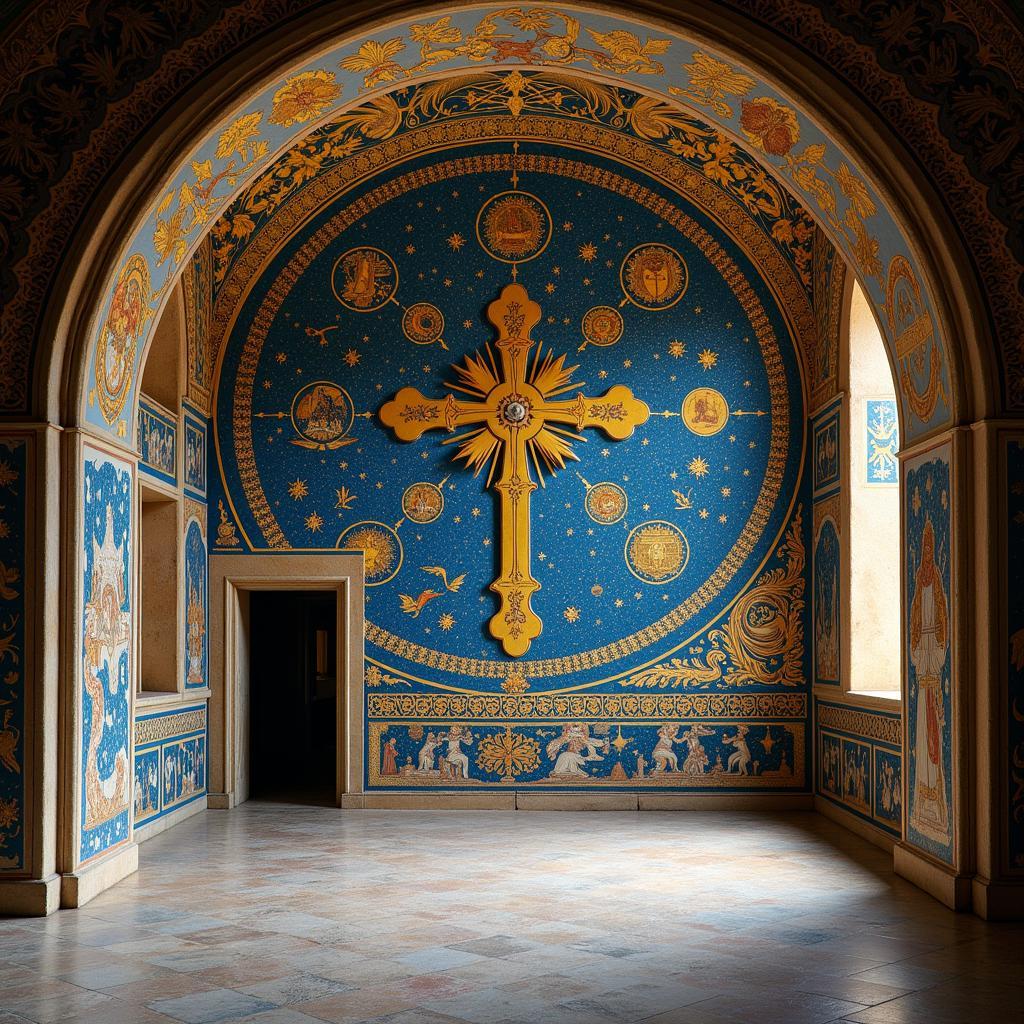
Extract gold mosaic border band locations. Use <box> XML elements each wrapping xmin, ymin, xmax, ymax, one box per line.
<box><xmin>816</xmin><ymin>702</ymin><xmax>900</xmax><ymax>746</ymax></box>
<box><xmin>368</xmin><ymin>692</ymin><xmax>806</xmax><ymax>720</ymax></box>
<box><xmin>135</xmin><ymin>706</ymin><xmax>207</xmax><ymax>747</ymax></box>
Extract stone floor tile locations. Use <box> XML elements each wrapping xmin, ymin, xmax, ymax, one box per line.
<box><xmin>147</xmin><ymin>988</ymin><xmax>278</xmax><ymax>1023</ymax></box>
<box><xmin>235</xmin><ymin>972</ymin><xmax>356</xmax><ymax>1004</ymax></box>
<box><xmin>446</xmin><ymin>937</ymin><xmax>537</xmax><ymax>958</ymax></box>
<box><xmin>2</xmin><ymin>807</ymin><xmax>1023</xmax><ymax>1024</ymax></box>
<box><xmin>395</xmin><ymin>948</ymin><xmax>489</xmax><ymax>973</ymax></box>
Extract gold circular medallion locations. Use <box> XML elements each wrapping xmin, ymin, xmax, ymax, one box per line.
<box><xmin>476</xmin><ymin>191</ymin><xmax>551</xmax><ymax>263</ymax></box>
<box><xmin>585</xmin><ymin>482</ymin><xmax>628</xmax><ymax>525</ymax></box>
<box><xmin>625</xmin><ymin>521</ymin><xmax>689</xmax><ymax>584</ymax></box>
<box><xmin>620</xmin><ymin>244</ymin><xmax>688</xmax><ymax>310</ymax></box>
<box><xmin>581</xmin><ymin>306</ymin><xmax>624</xmax><ymax>348</ymax></box>
<box><xmin>402</xmin><ymin>302</ymin><xmax>445</xmax><ymax>346</ymax></box>
<box><xmin>337</xmin><ymin>520</ymin><xmax>402</xmax><ymax>585</ymax></box>
<box><xmin>401</xmin><ymin>482</ymin><xmax>445</xmax><ymax>525</ymax></box>
<box><xmin>682</xmin><ymin>387</ymin><xmax>729</xmax><ymax>436</ymax></box>
<box><xmin>290</xmin><ymin>381</ymin><xmax>354</xmax><ymax>446</ymax></box>
<box><xmin>332</xmin><ymin>246</ymin><xmax>398</xmax><ymax>311</ymax></box>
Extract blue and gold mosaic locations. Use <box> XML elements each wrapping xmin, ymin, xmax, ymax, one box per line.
<box><xmin>210</xmin><ymin>79</ymin><xmax>814</xmax><ymax>791</ymax></box>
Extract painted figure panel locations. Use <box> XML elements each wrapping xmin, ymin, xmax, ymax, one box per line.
<box><xmin>80</xmin><ymin>449</ymin><xmax>132</xmax><ymax>862</ymax></box>
<box><xmin>904</xmin><ymin>447</ymin><xmax>954</xmax><ymax>864</ymax></box>
<box><xmin>841</xmin><ymin>737</ymin><xmax>871</xmax><ymax>813</ymax></box>
<box><xmin>818</xmin><ymin>731</ymin><xmax>842</xmax><ymax>799</ymax></box>
<box><xmin>184</xmin><ymin>515</ymin><xmax>208</xmax><ymax>689</ymax></box>
<box><xmin>137</xmin><ymin>400</ymin><xmax>177</xmax><ymax>485</ymax></box>
<box><xmin>184</xmin><ymin>417</ymin><xmax>207</xmax><ymax>496</ymax></box>
<box><xmin>162</xmin><ymin>735</ymin><xmax>206</xmax><ymax>810</ymax></box>
<box><xmin>133</xmin><ymin>748</ymin><xmax>160</xmax><ymax>827</ymax></box>
<box><xmin>813</xmin><ymin>510</ymin><xmax>840</xmax><ymax>686</ymax></box>
<box><xmin>874</xmin><ymin>747</ymin><xmax>902</xmax><ymax>831</ymax></box>
<box><xmin>0</xmin><ymin>439</ymin><xmax>27</xmax><ymax>871</ymax></box>
<box><xmin>866</xmin><ymin>399</ymin><xmax>898</xmax><ymax>484</ymax></box>
<box><xmin>813</xmin><ymin>407</ymin><xmax>840</xmax><ymax>493</ymax></box>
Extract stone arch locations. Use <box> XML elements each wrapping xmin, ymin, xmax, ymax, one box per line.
<box><xmin>3</xmin><ymin>2</ymin><xmax>1017</xmax><ymax>918</ymax></box>
<box><xmin>46</xmin><ymin>4</ymin><xmax>998</xmax><ymax>448</ymax></box>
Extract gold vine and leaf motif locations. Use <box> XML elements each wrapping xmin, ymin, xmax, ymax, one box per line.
<box><xmin>97</xmin><ymin>69</ymin><xmax>347</xmax><ymax>425</ymax></box>
<box><xmin>670</xmin><ymin>51</ymin><xmax>884</xmax><ymax>288</ymax></box>
<box><xmin>367</xmin><ymin>692</ymin><xmax>808</xmax><ymax>720</ymax></box>
<box><xmin>339</xmin><ymin>10</ymin><xmax>672</xmax><ymax>89</ymax></box>
<box><xmin>209</xmin><ymin>69</ymin><xmax>818</xmax><ymax>294</ymax></box>
<box><xmin>158</xmin><ymin>71</ymin><xmax>343</xmax><ymax>272</ymax></box>
<box><xmin>475</xmin><ymin>726</ymin><xmax>541</xmax><ymax>781</ymax></box>
<box><xmin>623</xmin><ymin>507</ymin><xmax>805</xmax><ymax>689</ymax></box>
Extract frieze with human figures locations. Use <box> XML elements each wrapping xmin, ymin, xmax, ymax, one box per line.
<box><xmin>368</xmin><ymin>720</ymin><xmax>804</xmax><ymax>788</ymax></box>
<box><xmin>133</xmin><ymin>704</ymin><xmax>207</xmax><ymax>829</ymax></box>
<box><xmin>817</xmin><ymin>698</ymin><xmax>902</xmax><ymax>839</ymax></box>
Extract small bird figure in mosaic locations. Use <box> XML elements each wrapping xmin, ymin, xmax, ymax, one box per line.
<box><xmin>398</xmin><ymin>590</ymin><xmax>443</xmax><ymax>618</ymax></box>
<box><xmin>421</xmin><ymin>565</ymin><xmax>466</xmax><ymax>592</ymax></box>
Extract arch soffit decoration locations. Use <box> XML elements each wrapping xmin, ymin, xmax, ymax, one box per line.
<box><xmin>206</xmin><ymin>70</ymin><xmax>822</xmax><ymax>383</ymax></box>
<box><xmin>81</xmin><ymin>3</ymin><xmax>957</xmax><ymax>449</ymax></box>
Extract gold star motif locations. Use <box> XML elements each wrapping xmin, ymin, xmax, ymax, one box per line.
<box><xmin>564</xmin><ymin>606</ymin><xmax>580</xmax><ymax>623</ymax></box>
<box><xmin>439</xmin><ymin>612</ymin><xmax>455</xmax><ymax>631</ymax></box>
<box><xmin>668</xmin><ymin>340</ymin><xmax>685</xmax><ymax>358</ymax></box>
<box><xmin>343</xmin><ymin>348</ymin><xmax>360</xmax><ymax>367</ymax></box>
<box><xmin>699</xmin><ymin>508</ymin><xmax>709</xmax><ymax>519</ymax></box>
<box><xmin>688</xmin><ymin>456</ymin><xmax>710</xmax><ymax>478</ymax></box>
<box><xmin>447</xmin><ymin>232</ymin><xmax>466</xmax><ymax>251</ymax></box>
<box><xmin>698</xmin><ymin>349</ymin><xmax>718</xmax><ymax>371</ymax></box>
<box><xmin>579</xmin><ymin>242</ymin><xmax>598</xmax><ymax>262</ymax></box>
<box><xmin>305</xmin><ymin>511</ymin><xmax>324</xmax><ymax>533</ymax></box>
<box><xmin>288</xmin><ymin>479</ymin><xmax>308</xmax><ymax>500</ymax></box>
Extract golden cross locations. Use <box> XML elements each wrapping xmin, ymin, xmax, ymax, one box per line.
<box><xmin>380</xmin><ymin>284</ymin><xmax>649</xmax><ymax>657</ymax></box>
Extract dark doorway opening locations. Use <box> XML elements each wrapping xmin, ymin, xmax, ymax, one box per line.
<box><xmin>249</xmin><ymin>590</ymin><xmax>338</xmax><ymax>806</ymax></box>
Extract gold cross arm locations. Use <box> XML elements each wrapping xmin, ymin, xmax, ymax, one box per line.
<box><xmin>380</xmin><ymin>284</ymin><xmax>649</xmax><ymax>657</ymax></box>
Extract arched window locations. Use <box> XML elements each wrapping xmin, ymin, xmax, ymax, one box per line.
<box><xmin>846</xmin><ymin>281</ymin><xmax>900</xmax><ymax>696</ymax></box>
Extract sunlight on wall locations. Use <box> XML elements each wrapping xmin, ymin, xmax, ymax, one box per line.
<box><xmin>848</xmin><ymin>283</ymin><xmax>900</xmax><ymax>694</ymax></box>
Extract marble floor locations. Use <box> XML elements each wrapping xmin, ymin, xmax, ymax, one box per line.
<box><xmin>1</xmin><ymin>807</ymin><xmax>1023</xmax><ymax>1024</ymax></box>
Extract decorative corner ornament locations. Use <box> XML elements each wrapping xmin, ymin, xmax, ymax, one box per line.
<box><xmin>379</xmin><ymin>283</ymin><xmax>649</xmax><ymax>657</ymax></box>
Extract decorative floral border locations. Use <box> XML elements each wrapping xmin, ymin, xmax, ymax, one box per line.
<box><xmin>80</xmin><ymin>5</ymin><xmax>952</xmax><ymax>445</ymax></box>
